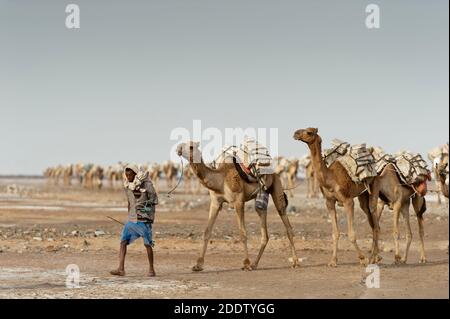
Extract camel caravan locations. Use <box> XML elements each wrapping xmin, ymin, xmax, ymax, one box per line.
<box><xmin>42</xmin><ymin>130</ymin><xmax>448</xmax><ymax>271</ymax></box>
<box><xmin>44</xmin><ymin>161</ymin><xmax>180</xmax><ymax>192</ymax></box>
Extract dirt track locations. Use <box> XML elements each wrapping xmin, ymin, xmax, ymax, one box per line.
<box><xmin>0</xmin><ymin>178</ymin><xmax>448</xmax><ymax>299</ymax></box>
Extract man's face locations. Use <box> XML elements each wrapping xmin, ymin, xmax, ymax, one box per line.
<box><xmin>125</xmin><ymin>169</ymin><xmax>136</xmax><ymax>183</ymax></box>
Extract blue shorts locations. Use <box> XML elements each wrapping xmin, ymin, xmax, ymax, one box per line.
<box><xmin>120</xmin><ymin>221</ymin><xmax>154</xmax><ymax>247</ymax></box>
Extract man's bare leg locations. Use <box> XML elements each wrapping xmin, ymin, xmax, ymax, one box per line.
<box><xmin>145</xmin><ymin>245</ymin><xmax>156</xmax><ymax>277</ymax></box>
<box><xmin>110</xmin><ymin>240</ymin><xmax>128</xmax><ymax>276</ymax></box>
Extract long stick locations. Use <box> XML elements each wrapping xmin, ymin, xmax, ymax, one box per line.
<box><xmin>106</xmin><ymin>216</ymin><xmax>125</xmax><ymax>226</ymax></box>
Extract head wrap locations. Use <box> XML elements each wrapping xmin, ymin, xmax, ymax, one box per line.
<box><xmin>123</xmin><ymin>164</ymin><xmax>149</xmax><ymax>192</ymax></box>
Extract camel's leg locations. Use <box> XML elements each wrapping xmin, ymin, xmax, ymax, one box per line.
<box><xmin>306</xmin><ymin>175</ymin><xmax>311</xmax><ymax>198</ymax></box>
<box><xmin>417</xmin><ymin>215</ymin><xmax>427</xmax><ymax>263</ymax></box>
<box><xmin>401</xmin><ymin>204</ymin><xmax>412</xmax><ymax>264</ymax></box>
<box><xmin>392</xmin><ymin>202</ymin><xmax>402</xmax><ymax>264</ymax></box>
<box><xmin>326</xmin><ymin>198</ymin><xmax>339</xmax><ymax>267</ymax></box>
<box><xmin>359</xmin><ymin>193</ymin><xmax>382</xmax><ymax>264</ymax></box>
<box><xmin>343</xmin><ymin>199</ymin><xmax>368</xmax><ymax>266</ymax></box>
<box><xmin>377</xmin><ymin>199</ymin><xmax>386</xmax><ymax>221</ymax></box>
<box><xmin>271</xmin><ymin>178</ymin><xmax>299</xmax><ymax>268</ymax></box>
<box><xmin>368</xmin><ymin>185</ymin><xmax>382</xmax><ymax>264</ymax></box>
<box><xmin>278</xmin><ymin>212</ymin><xmax>299</xmax><ymax>268</ymax></box>
<box><xmin>235</xmin><ymin>202</ymin><xmax>252</xmax><ymax>271</ymax></box>
<box><xmin>288</xmin><ymin>175</ymin><xmax>295</xmax><ymax>198</ymax></box>
<box><xmin>436</xmin><ymin>179</ymin><xmax>442</xmax><ymax>205</ymax></box>
<box><xmin>184</xmin><ymin>178</ymin><xmax>190</xmax><ymax>194</ymax></box>
<box><xmin>192</xmin><ymin>197</ymin><xmax>222</xmax><ymax>272</ymax></box>
<box><xmin>412</xmin><ymin>195</ymin><xmax>427</xmax><ymax>263</ymax></box>
<box><xmin>251</xmin><ymin>210</ymin><xmax>269</xmax><ymax>270</ymax></box>
<box><xmin>312</xmin><ymin>174</ymin><xmax>319</xmax><ymax>198</ymax></box>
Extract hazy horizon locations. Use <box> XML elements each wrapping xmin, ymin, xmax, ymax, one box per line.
<box><xmin>1</xmin><ymin>0</ymin><xmax>448</xmax><ymax>175</ymax></box>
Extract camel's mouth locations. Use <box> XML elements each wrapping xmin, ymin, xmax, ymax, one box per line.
<box><xmin>176</xmin><ymin>145</ymin><xmax>183</xmax><ymax>157</ymax></box>
<box><xmin>293</xmin><ymin>131</ymin><xmax>304</xmax><ymax>141</ymax></box>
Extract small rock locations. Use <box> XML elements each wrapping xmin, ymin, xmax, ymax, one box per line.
<box><xmin>63</xmin><ymin>244</ymin><xmax>70</xmax><ymax>249</ymax></box>
<box><xmin>288</xmin><ymin>257</ymin><xmax>306</xmax><ymax>263</ymax></box>
<box><xmin>71</xmin><ymin>230</ymin><xmax>79</xmax><ymax>236</ymax></box>
<box><xmin>94</xmin><ymin>230</ymin><xmax>106</xmax><ymax>237</ymax></box>
<box><xmin>47</xmin><ymin>238</ymin><xmax>54</xmax><ymax>242</ymax></box>
<box><xmin>46</xmin><ymin>245</ymin><xmax>57</xmax><ymax>252</ymax></box>
<box><xmin>33</xmin><ymin>237</ymin><xmax>43</xmax><ymax>241</ymax></box>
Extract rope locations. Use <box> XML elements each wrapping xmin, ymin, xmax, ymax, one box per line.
<box><xmin>165</xmin><ymin>156</ymin><xmax>184</xmax><ymax>198</ymax></box>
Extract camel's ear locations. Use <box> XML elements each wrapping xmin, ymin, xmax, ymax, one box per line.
<box><xmin>312</xmin><ymin>128</ymin><xmax>318</xmax><ymax>134</ymax></box>
<box><xmin>193</xmin><ymin>142</ymin><xmax>200</xmax><ymax>148</ymax></box>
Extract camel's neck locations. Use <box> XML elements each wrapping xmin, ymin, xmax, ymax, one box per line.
<box><xmin>189</xmin><ymin>156</ymin><xmax>223</xmax><ymax>193</ymax></box>
<box><xmin>308</xmin><ymin>137</ymin><xmax>329</xmax><ymax>186</ymax></box>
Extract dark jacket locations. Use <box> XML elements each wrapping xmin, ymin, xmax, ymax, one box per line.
<box><xmin>125</xmin><ymin>180</ymin><xmax>158</xmax><ymax>223</ymax></box>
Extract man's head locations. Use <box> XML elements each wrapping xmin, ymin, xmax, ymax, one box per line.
<box><xmin>124</xmin><ymin>164</ymin><xmax>139</xmax><ymax>183</ymax></box>
<box><xmin>125</xmin><ymin>168</ymin><xmax>136</xmax><ymax>183</ymax></box>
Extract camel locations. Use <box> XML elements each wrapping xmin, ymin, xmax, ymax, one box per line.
<box><xmin>83</xmin><ymin>165</ymin><xmax>104</xmax><ymax>189</ymax></box>
<box><xmin>428</xmin><ymin>144</ymin><xmax>449</xmax><ymax>204</ymax></box>
<box><xmin>274</xmin><ymin>157</ymin><xmax>299</xmax><ymax>198</ymax></box>
<box><xmin>305</xmin><ymin>161</ymin><xmax>319</xmax><ymax>198</ymax></box>
<box><xmin>285</xmin><ymin>159</ymin><xmax>299</xmax><ymax>198</ymax></box>
<box><xmin>176</xmin><ymin>141</ymin><xmax>299</xmax><ymax>271</ymax></box>
<box><xmin>162</xmin><ymin>160</ymin><xmax>179</xmax><ymax>189</ymax></box>
<box><xmin>105</xmin><ymin>164</ymin><xmax>122</xmax><ymax>189</ymax></box>
<box><xmin>43</xmin><ymin>167</ymin><xmax>56</xmax><ymax>185</ymax></box>
<box><xmin>62</xmin><ymin>164</ymin><xmax>73</xmax><ymax>186</ymax></box>
<box><xmin>148</xmin><ymin>163</ymin><xmax>162</xmax><ymax>192</ymax></box>
<box><xmin>49</xmin><ymin>165</ymin><xmax>64</xmax><ymax>185</ymax></box>
<box><xmin>74</xmin><ymin>163</ymin><xmax>85</xmax><ymax>185</ymax></box>
<box><xmin>376</xmin><ymin>163</ymin><xmax>428</xmax><ymax>264</ymax></box>
<box><xmin>436</xmin><ymin>152</ymin><xmax>449</xmax><ymax>199</ymax></box>
<box><xmin>299</xmin><ymin>155</ymin><xmax>320</xmax><ymax>198</ymax></box>
<box><xmin>183</xmin><ymin>164</ymin><xmax>201</xmax><ymax>194</ymax></box>
<box><xmin>293</xmin><ymin>128</ymin><xmax>381</xmax><ymax>267</ymax></box>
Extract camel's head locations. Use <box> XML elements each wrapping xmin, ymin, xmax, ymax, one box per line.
<box><xmin>293</xmin><ymin>127</ymin><xmax>319</xmax><ymax>144</ymax></box>
<box><xmin>437</xmin><ymin>153</ymin><xmax>449</xmax><ymax>178</ymax></box>
<box><xmin>176</xmin><ymin>141</ymin><xmax>201</xmax><ymax>163</ymax></box>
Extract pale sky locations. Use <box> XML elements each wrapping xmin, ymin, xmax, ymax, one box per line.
<box><xmin>0</xmin><ymin>0</ymin><xmax>448</xmax><ymax>175</ymax></box>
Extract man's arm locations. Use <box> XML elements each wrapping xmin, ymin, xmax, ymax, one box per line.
<box><xmin>146</xmin><ymin>181</ymin><xmax>158</xmax><ymax>205</ymax></box>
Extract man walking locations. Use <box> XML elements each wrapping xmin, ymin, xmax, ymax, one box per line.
<box><xmin>110</xmin><ymin>164</ymin><xmax>158</xmax><ymax>277</ymax></box>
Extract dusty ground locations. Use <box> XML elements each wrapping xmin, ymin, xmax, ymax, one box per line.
<box><xmin>0</xmin><ymin>177</ymin><xmax>448</xmax><ymax>299</ymax></box>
